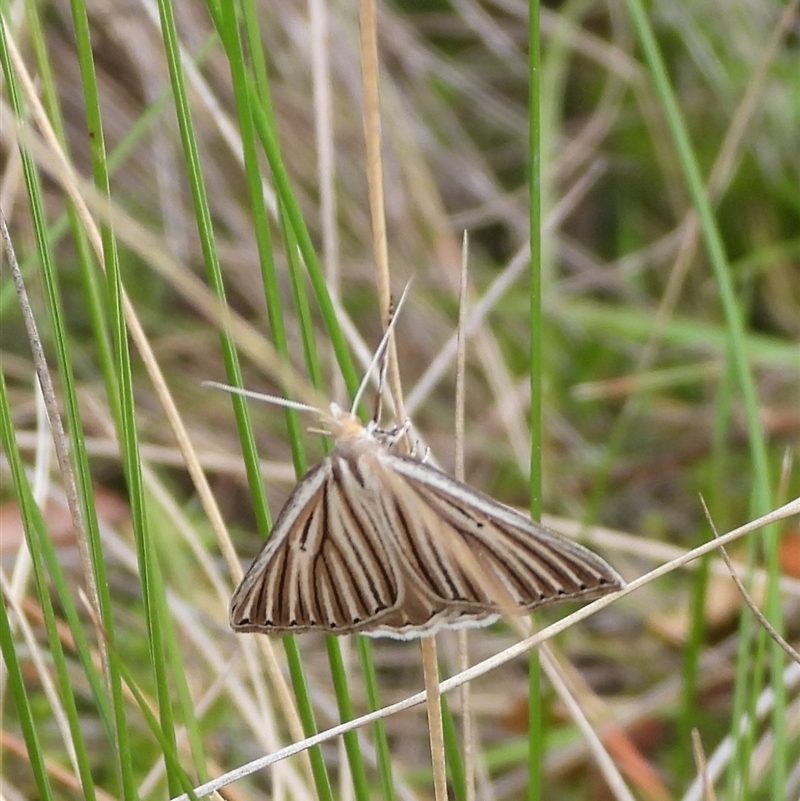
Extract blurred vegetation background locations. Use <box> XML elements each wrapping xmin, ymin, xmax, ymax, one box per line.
<box><xmin>1</xmin><ymin>1</ymin><xmax>798</xmax><ymax>800</ymax></box>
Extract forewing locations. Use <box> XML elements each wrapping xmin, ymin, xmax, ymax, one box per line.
<box><xmin>384</xmin><ymin>454</ymin><xmax>624</xmax><ymax>614</ymax></box>
<box><xmin>229</xmin><ymin>455</ymin><xmax>402</xmax><ymax>635</ymax></box>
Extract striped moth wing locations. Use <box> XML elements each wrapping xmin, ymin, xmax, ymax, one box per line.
<box><xmin>229</xmin><ymin>416</ymin><xmax>624</xmax><ymax>639</ymax></box>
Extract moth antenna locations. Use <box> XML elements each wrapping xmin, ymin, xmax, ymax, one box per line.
<box><xmin>372</xmin><ymin>336</ymin><xmax>393</xmax><ymax>424</ymax></box>
<box><xmin>350</xmin><ymin>280</ymin><xmax>412</xmax><ymax>416</ymax></box>
<box><xmin>202</xmin><ymin>381</ymin><xmax>325</xmax><ymax>417</ymax></box>
<box><xmin>372</xmin><ymin>288</ymin><xmax>404</xmax><ymax>423</ymax></box>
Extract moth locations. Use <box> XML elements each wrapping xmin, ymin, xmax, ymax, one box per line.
<box><xmin>215</xmin><ymin>300</ymin><xmax>623</xmax><ymax>639</ymax></box>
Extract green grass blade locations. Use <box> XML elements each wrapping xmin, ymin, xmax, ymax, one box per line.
<box><xmin>101</xmin><ymin>629</ymin><xmax>201</xmax><ymax>801</ymax></box>
<box><xmin>324</xmin><ymin>638</ymin><xmax>373</xmax><ymax>800</ymax></box>
<box><xmin>441</xmin><ymin>690</ymin><xmax>467</xmax><ymax>801</ymax></box>
<box><xmin>357</xmin><ymin>639</ymin><xmax>397</xmax><ymax>801</ymax></box>
<box><xmin>67</xmin><ymin>0</ymin><xmax>186</xmax><ymax>792</ymax></box>
<box><xmin>156</xmin><ymin>0</ymin><xmax>272</xmax><ymax>539</ymax></box>
<box><xmin>214</xmin><ymin>0</ymin><xmax>307</xmax><ymax>472</ymax></box>
<box><xmin>283</xmin><ymin>636</ymin><xmax>336</xmax><ymax>801</ymax></box>
<box><xmin>624</xmin><ymin>1</ymin><xmax>785</xmax><ymax>792</ymax></box>
<box><xmin>0</xmin><ymin>369</ymin><xmax>119</xmax><ymax>759</ymax></box>
<box><xmin>621</xmin><ymin>0</ymin><xmax>775</xmax><ymax>515</ymax></box>
<box><xmin>284</xmin><ymin>210</ymin><xmax>327</xmax><ymax>404</ymax></box>
<box><xmin>247</xmin><ymin>92</ymin><xmax>361</xmax><ymax>398</ymax></box>
<box><xmin>0</xmin><ymin>372</ymin><xmax>72</xmax><ymax>801</ymax></box>
<box><xmin>563</xmin><ymin>300</ymin><xmax>798</xmax><ymax>369</ymax></box>
<box><xmin>210</xmin><ymin>3</ymin><xmax>344</xmax><ymax>797</ymax></box>
<box><xmin>282</xmin><ymin>207</ymin><xmax>377</xmax><ymax>799</ymax></box>
<box><xmin>0</xmin><ymin>9</ymin><xmax>136</xmax><ymax>795</ymax></box>
<box><xmin>0</xmin><ymin>588</ymin><xmax>56</xmax><ymax>801</ymax></box>
<box><xmin>677</xmin><ymin>353</ymin><xmax>736</xmax><ymax>779</ymax></box>
<box><xmin>23</xmin><ymin>0</ymin><xmax>115</xmax><ymax>406</ymax></box>
<box><xmin>528</xmin><ymin>2</ymin><xmax>544</xmax><ymax>798</ymax></box>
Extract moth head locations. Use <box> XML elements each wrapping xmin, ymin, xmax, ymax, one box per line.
<box><xmin>325</xmin><ymin>402</ymin><xmax>371</xmax><ymax>442</ymax></box>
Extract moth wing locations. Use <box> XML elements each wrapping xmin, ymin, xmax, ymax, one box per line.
<box><xmin>383</xmin><ymin>454</ymin><xmax>624</xmax><ymax>614</ymax></box>
<box><xmin>229</xmin><ymin>456</ymin><xmax>403</xmax><ymax>635</ymax></box>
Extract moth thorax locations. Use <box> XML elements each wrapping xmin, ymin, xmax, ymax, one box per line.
<box><xmin>327</xmin><ymin>403</ymin><xmax>371</xmax><ymax>443</ymax></box>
